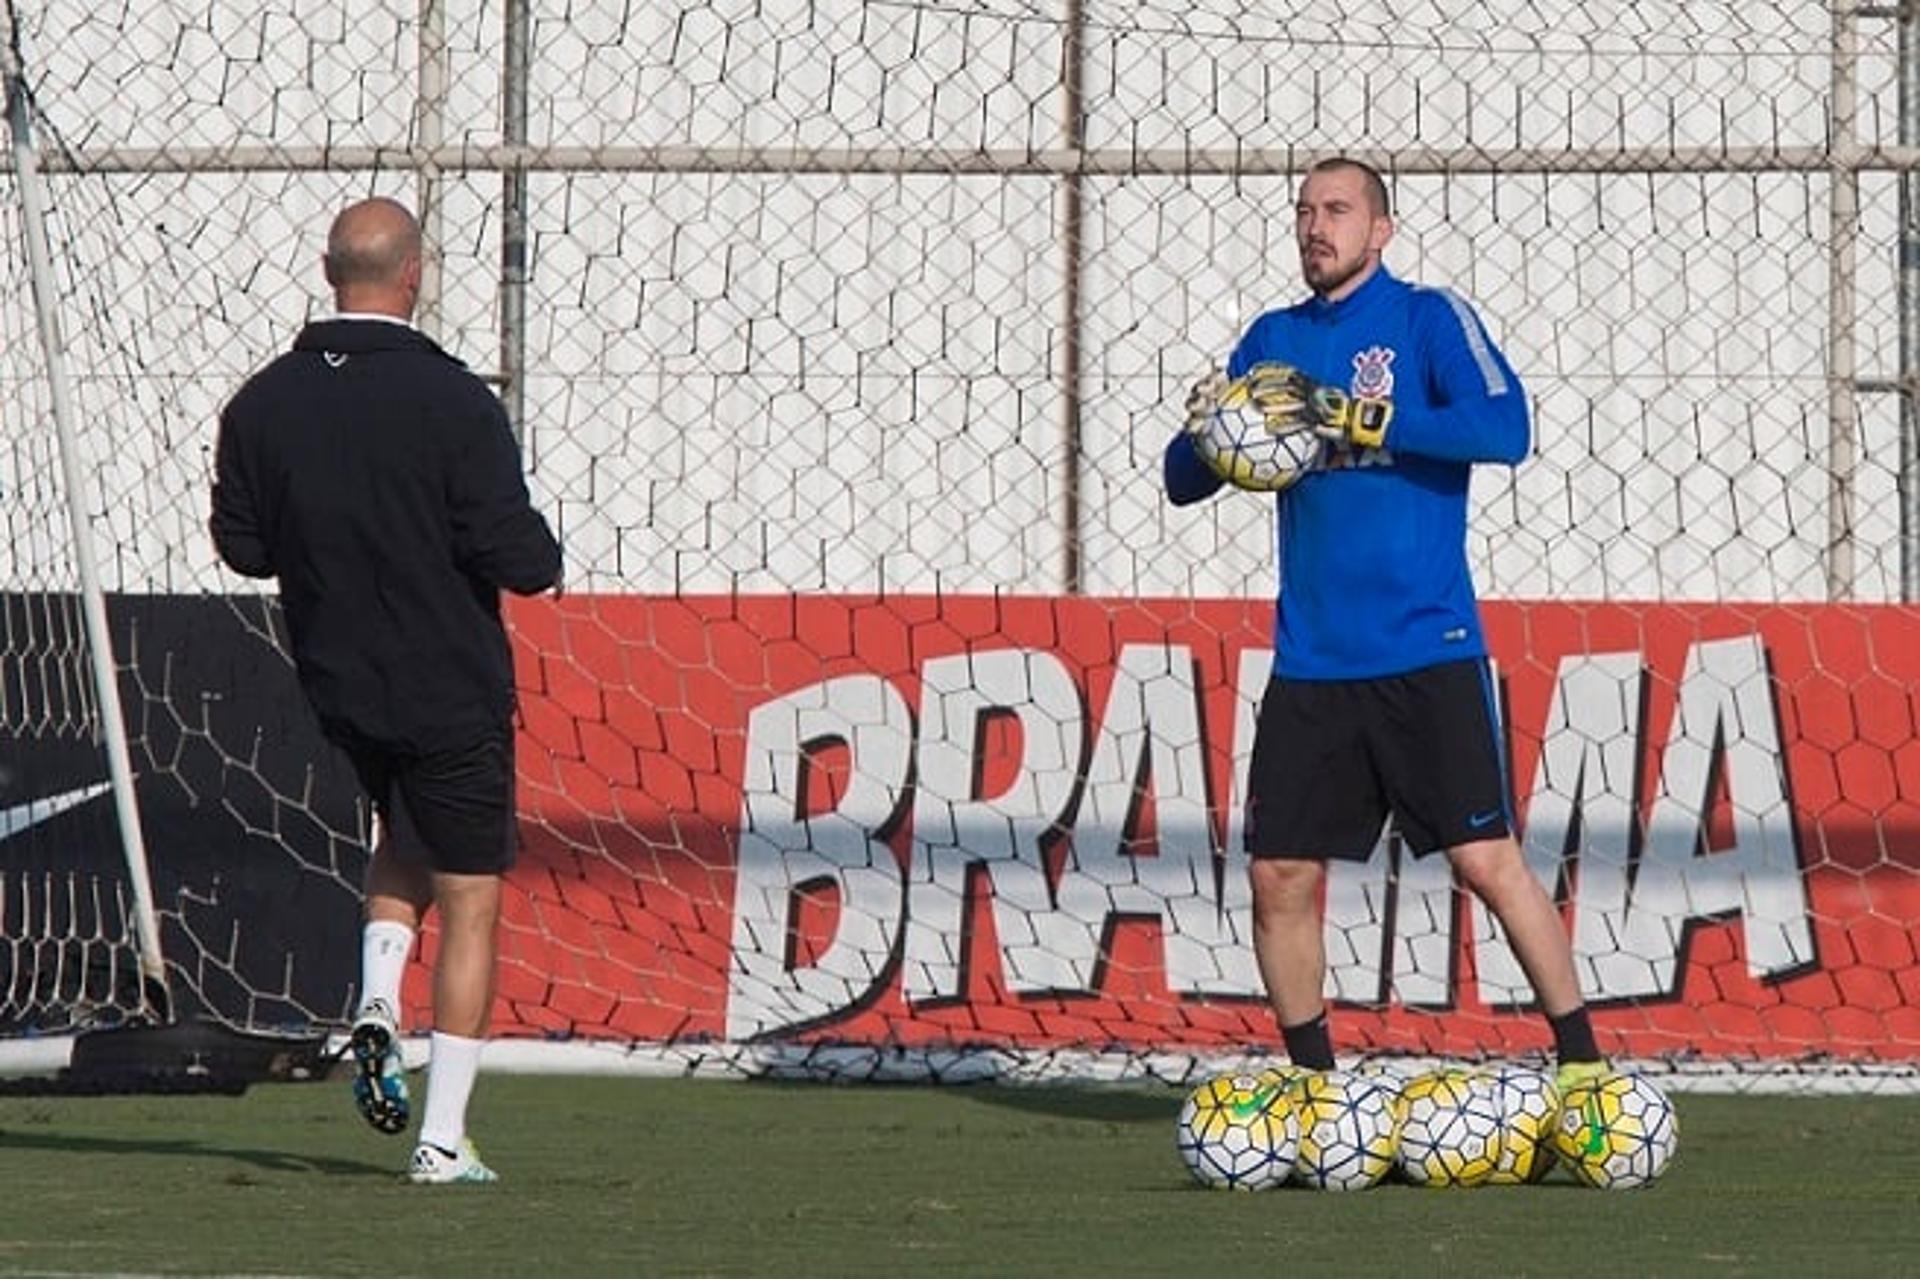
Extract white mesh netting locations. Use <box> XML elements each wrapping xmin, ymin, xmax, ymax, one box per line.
<box><xmin>2</xmin><ymin>2</ymin><xmax>1916</xmax><ymax>1088</ymax></box>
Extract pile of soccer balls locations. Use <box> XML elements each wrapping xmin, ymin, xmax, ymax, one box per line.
<box><xmin>1175</xmin><ymin>1063</ymin><xmax>1677</xmax><ymax>1192</ymax></box>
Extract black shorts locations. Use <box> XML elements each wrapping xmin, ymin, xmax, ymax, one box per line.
<box><xmin>344</xmin><ymin>730</ymin><xmax>518</xmax><ymax>875</ymax></box>
<box><xmin>1244</xmin><ymin>658</ymin><xmax>1511</xmax><ymax>860</ymax></box>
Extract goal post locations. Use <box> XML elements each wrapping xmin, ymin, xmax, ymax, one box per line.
<box><xmin>1</xmin><ymin>1</ymin><xmax>1917</xmax><ymax>1094</ymax></box>
<box><xmin>1</xmin><ymin>7</ymin><xmax>167</xmax><ymax>1031</ymax></box>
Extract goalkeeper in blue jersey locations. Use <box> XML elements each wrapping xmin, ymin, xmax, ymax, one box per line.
<box><xmin>1164</xmin><ymin>158</ymin><xmax>1606</xmax><ymax>1090</ymax></box>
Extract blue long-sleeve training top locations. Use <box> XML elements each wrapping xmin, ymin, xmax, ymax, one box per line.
<box><xmin>1165</xmin><ymin>266</ymin><xmax>1529</xmax><ymax>680</ymax></box>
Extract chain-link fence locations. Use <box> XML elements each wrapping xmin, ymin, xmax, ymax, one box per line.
<box><xmin>5</xmin><ymin>2</ymin><xmax>1920</xmax><ymax>1082</ymax></box>
<box><xmin>6</xmin><ymin>0</ymin><xmax>1915</xmax><ymax>603</ymax></box>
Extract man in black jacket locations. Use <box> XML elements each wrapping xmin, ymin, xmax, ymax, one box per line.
<box><xmin>211</xmin><ymin>197</ymin><xmax>561</xmax><ymax>1184</ymax></box>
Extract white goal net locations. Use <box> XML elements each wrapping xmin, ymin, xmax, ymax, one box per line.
<box><xmin>3</xmin><ymin>0</ymin><xmax>1917</xmax><ymax>1091</ymax></box>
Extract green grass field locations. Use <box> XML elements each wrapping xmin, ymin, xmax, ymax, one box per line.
<box><xmin>1</xmin><ymin>1076</ymin><xmax>1916</xmax><ymax>1277</ymax></box>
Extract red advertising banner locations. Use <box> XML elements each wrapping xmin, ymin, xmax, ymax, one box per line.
<box><xmin>459</xmin><ymin>596</ymin><xmax>1920</xmax><ymax>1064</ymax></box>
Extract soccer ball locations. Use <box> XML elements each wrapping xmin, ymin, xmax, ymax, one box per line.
<box><xmin>1555</xmin><ymin>1072</ymin><xmax>1678</xmax><ymax>1190</ymax></box>
<box><xmin>1394</xmin><ymin>1070</ymin><xmax>1506</xmax><ymax>1188</ymax></box>
<box><xmin>1350</xmin><ymin>1059</ymin><xmax>1411</xmax><ymax>1107</ymax></box>
<box><xmin>1484</xmin><ymin>1066</ymin><xmax>1561</xmax><ymax>1185</ymax></box>
<box><xmin>1175</xmin><ymin>1070</ymin><xmax>1299</xmax><ymax>1191</ymax></box>
<box><xmin>1190</xmin><ymin>363</ymin><xmax>1326</xmax><ymax>492</ymax></box>
<box><xmin>1289</xmin><ymin>1070</ymin><xmax>1400</xmax><ymax>1192</ymax></box>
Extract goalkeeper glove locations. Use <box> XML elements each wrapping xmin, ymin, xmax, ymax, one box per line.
<box><xmin>1240</xmin><ymin>362</ymin><xmax>1315</xmax><ymax>429</ymax></box>
<box><xmin>1237</xmin><ymin>362</ymin><xmax>1389</xmax><ymax>449</ymax></box>
<box><xmin>1308</xmin><ymin>385</ymin><xmax>1393</xmax><ymax>450</ymax></box>
<box><xmin>1184</xmin><ymin>368</ymin><xmax>1230</xmax><ymax>436</ymax></box>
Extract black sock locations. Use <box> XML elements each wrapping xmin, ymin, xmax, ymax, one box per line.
<box><xmin>1280</xmin><ymin>1012</ymin><xmax>1337</xmax><ymax>1070</ymax></box>
<box><xmin>1548</xmin><ymin>1005</ymin><xmax>1602</xmax><ymax>1063</ymax></box>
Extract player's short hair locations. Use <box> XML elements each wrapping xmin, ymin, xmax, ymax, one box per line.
<box><xmin>1307</xmin><ymin>158</ymin><xmax>1392</xmax><ymax>218</ymax></box>
<box><xmin>323</xmin><ymin>199</ymin><xmax>422</xmax><ymax>287</ymax></box>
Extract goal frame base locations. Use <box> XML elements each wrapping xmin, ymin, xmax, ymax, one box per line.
<box><xmin>0</xmin><ymin>1016</ymin><xmax>330</xmax><ymax>1096</ymax></box>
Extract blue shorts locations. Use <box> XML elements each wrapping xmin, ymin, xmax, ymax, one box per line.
<box><xmin>1244</xmin><ymin>658</ymin><xmax>1512</xmax><ymax>859</ymax></box>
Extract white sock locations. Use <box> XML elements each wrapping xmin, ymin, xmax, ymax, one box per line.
<box><xmin>418</xmin><ymin>1031</ymin><xmax>485</xmax><ymax>1152</ymax></box>
<box><xmin>357</xmin><ymin>920</ymin><xmax>414</xmax><ymax>1017</ymax></box>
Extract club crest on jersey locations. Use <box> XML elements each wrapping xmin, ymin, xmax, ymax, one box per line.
<box><xmin>1350</xmin><ymin>346</ymin><xmax>1395</xmax><ymax>397</ymax></box>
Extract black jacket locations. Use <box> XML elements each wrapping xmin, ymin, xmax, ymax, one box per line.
<box><xmin>210</xmin><ymin>319</ymin><xmax>561</xmax><ymax>752</ymax></box>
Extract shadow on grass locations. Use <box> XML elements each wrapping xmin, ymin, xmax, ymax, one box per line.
<box><xmin>737</xmin><ymin>1074</ymin><xmax>1181</xmax><ymax>1124</ymax></box>
<box><xmin>0</xmin><ymin>1128</ymin><xmax>391</xmax><ymax>1177</ymax></box>
<box><xmin>946</xmin><ymin>1082</ymin><xmax>1180</xmax><ymax>1124</ymax></box>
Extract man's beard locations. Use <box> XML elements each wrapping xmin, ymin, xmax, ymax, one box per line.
<box><xmin>1302</xmin><ymin>249</ymin><xmax>1367</xmax><ymax>296</ymax></box>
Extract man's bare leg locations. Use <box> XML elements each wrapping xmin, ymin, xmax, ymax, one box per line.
<box><xmin>1448</xmin><ymin>836</ymin><xmax>1604</xmax><ymax>1078</ymax></box>
<box><xmin>365</xmin><ymin>851</ymin><xmax>433</xmax><ymax>929</ymax></box>
<box><xmin>1249</xmin><ymin>857</ymin><xmax>1336</xmax><ymax>1068</ymax></box>
<box><xmin>1446</xmin><ymin>836</ymin><xmax>1580</xmax><ymax>1013</ymax></box>
<box><xmin>428</xmin><ymin>870</ymin><xmax>501</xmax><ymax>1039</ymax></box>
<box><xmin>414</xmin><ymin>870</ymin><xmax>502</xmax><ymax>1167</ymax></box>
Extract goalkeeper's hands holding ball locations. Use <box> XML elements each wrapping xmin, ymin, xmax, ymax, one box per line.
<box><xmin>1175</xmin><ymin>360</ymin><xmax>1393</xmax><ymax>499</ymax></box>
<box><xmin>1188</xmin><ymin>362</ymin><xmax>1393</xmax><ymax>448</ymax></box>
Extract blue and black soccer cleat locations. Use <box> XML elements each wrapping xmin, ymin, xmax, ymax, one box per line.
<box><xmin>348</xmin><ymin>998</ymin><xmax>410</xmax><ymax>1135</ymax></box>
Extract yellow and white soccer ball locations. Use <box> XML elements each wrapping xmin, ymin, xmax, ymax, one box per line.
<box><xmin>1394</xmin><ymin>1070</ymin><xmax>1506</xmax><ymax>1188</ymax></box>
<box><xmin>1289</xmin><ymin>1070</ymin><xmax>1400</xmax><ymax>1192</ymax></box>
<box><xmin>1190</xmin><ymin>363</ymin><xmax>1327</xmax><ymax>492</ymax></box>
<box><xmin>1350</xmin><ymin>1059</ymin><xmax>1411</xmax><ymax>1108</ymax></box>
<box><xmin>1484</xmin><ymin>1066</ymin><xmax>1561</xmax><ymax>1185</ymax></box>
<box><xmin>1174</xmin><ymin>1070</ymin><xmax>1300</xmax><ymax>1191</ymax></box>
<box><xmin>1555</xmin><ymin>1071</ymin><xmax>1678</xmax><ymax>1190</ymax></box>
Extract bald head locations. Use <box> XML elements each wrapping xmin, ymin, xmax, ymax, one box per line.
<box><xmin>323</xmin><ymin>198</ymin><xmax>422</xmax><ymax>317</ymax></box>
